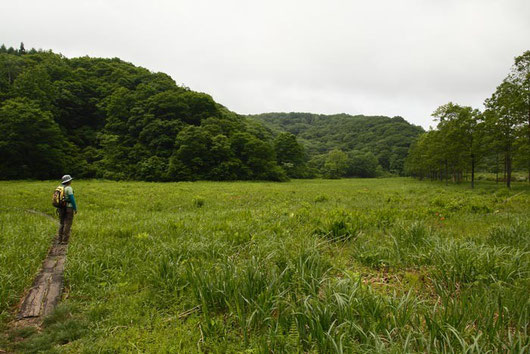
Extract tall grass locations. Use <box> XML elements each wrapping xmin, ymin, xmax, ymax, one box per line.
<box><xmin>1</xmin><ymin>178</ymin><xmax>529</xmax><ymax>352</ymax></box>
<box><xmin>0</xmin><ymin>209</ymin><xmax>54</xmax><ymax>325</ymax></box>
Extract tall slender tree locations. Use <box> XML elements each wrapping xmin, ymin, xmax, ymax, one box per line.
<box><xmin>512</xmin><ymin>51</ymin><xmax>530</xmax><ymax>183</ymax></box>
<box><xmin>432</xmin><ymin>103</ymin><xmax>484</xmax><ymax>188</ymax></box>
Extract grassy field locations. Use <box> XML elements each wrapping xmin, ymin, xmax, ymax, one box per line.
<box><xmin>1</xmin><ymin>178</ymin><xmax>529</xmax><ymax>352</ymax></box>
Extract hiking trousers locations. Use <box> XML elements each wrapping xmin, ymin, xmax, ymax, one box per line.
<box><xmin>57</xmin><ymin>207</ymin><xmax>74</xmax><ymax>244</ymax></box>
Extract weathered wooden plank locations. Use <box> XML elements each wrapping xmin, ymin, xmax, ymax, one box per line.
<box><xmin>18</xmin><ymin>242</ymin><xmax>67</xmax><ymax>320</ymax></box>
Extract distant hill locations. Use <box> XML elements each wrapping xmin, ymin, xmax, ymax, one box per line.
<box><xmin>249</xmin><ymin>112</ymin><xmax>424</xmax><ymax>174</ymax></box>
<box><xmin>0</xmin><ymin>44</ymin><xmax>424</xmax><ymax>181</ymax></box>
<box><xmin>0</xmin><ymin>46</ymin><xmax>290</xmax><ymax>181</ymax></box>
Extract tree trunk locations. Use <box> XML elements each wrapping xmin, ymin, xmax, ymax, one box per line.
<box><xmin>507</xmin><ymin>151</ymin><xmax>512</xmax><ymax>189</ymax></box>
<box><xmin>445</xmin><ymin>160</ymin><xmax>448</xmax><ymax>185</ymax></box>
<box><xmin>496</xmin><ymin>153</ymin><xmax>499</xmax><ymax>184</ymax></box>
<box><xmin>504</xmin><ymin>154</ymin><xmax>507</xmax><ymax>182</ymax></box>
<box><xmin>471</xmin><ymin>154</ymin><xmax>475</xmax><ymax>189</ymax></box>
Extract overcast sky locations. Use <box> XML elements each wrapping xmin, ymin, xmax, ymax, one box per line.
<box><xmin>2</xmin><ymin>0</ymin><xmax>529</xmax><ymax>128</ymax></box>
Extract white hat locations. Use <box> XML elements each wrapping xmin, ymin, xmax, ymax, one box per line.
<box><xmin>61</xmin><ymin>175</ymin><xmax>73</xmax><ymax>184</ymax></box>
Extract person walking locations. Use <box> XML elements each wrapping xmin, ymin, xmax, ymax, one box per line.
<box><xmin>57</xmin><ymin>174</ymin><xmax>77</xmax><ymax>245</ymax></box>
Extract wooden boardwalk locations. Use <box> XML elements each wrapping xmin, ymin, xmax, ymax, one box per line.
<box><xmin>15</xmin><ymin>210</ymin><xmax>66</xmax><ymax>326</ymax></box>
<box><xmin>18</xmin><ymin>243</ymin><xmax>67</xmax><ymax>320</ymax></box>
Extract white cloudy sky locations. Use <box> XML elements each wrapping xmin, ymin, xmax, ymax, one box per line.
<box><xmin>2</xmin><ymin>0</ymin><xmax>529</xmax><ymax>128</ymax></box>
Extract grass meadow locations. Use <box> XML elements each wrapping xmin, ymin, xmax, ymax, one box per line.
<box><xmin>0</xmin><ymin>178</ymin><xmax>529</xmax><ymax>352</ymax></box>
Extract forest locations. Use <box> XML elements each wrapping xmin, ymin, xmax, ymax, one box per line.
<box><xmin>405</xmin><ymin>50</ymin><xmax>530</xmax><ymax>188</ymax></box>
<box><xmin>1</xmin><ymin>44</ymin><xmax>528</xmax><ymax>184</ymax></box>
<box><xmin>252</xmin><ymin>113</ymin><xmax>424</xmax><ymax>177</ymax></box>
<box><xmin>1</xmin><ymin>44</ymin><xmax>425</xmax><ymax>181</ymax></box>
<box><xmin>0</xmin><ymin>44</ymin><xmax>298</xmax><ymax>181</ymax></box>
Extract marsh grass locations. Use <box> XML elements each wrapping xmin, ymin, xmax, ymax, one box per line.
<box><xmin>0</xmin><ymin>178</ymin><xmax>529</xmax><ymax>352</ymax></box>
<box><xmin>487</xmin><ymin>219</ymin><xmax>530</xmax><ymax>250</ymax></box>
<box><xmin>314</xmin><ymin>209</ymin><xmax>364</xmax><ymax>242</ymax></box>
<box><xmin>0</xmin><ymin>208</ymin><xmax>53</xmax><ymax>324</ymax></box>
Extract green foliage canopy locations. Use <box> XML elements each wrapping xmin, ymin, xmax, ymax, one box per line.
<box><xmin>406</xmin><ymin>50</ymin><xmax>530</xmax><ymax>188</ymax></box>
<box><xmin>0</xmin><ymin>98</ymin><xmax>74</xmax><ymax>179</ymax></box>
<box><xmin>252</xmin><ymin>112</ymin><xmax>424</xmax><ymax>177</ymax></box>
<box><xmin>0</xmin><ymin>47</ymin><xmax>289</xmax><ymax>181</ymax></box>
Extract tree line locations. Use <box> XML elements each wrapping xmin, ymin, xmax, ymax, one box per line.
<box><xmin>405</xmin><ymin>51</ymin><xmax>529</xmax><ymax>188</ymax></box>
<box><xmin>0</xmin><ymin>44</ymin><xmax>311</xmax><ymax>181</ymax></box>
<box><xmin>251</xmin><ymin>113</ymin><xmax>424</xmax><ymax>178</ymax></box>
<box><xmin>6</xmin><ymin>42</ymin><xmax>519</xmax><ymax>184</ymax></box>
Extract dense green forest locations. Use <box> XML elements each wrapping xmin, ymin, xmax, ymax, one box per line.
<box><xmin>405</xmin><ymin>50</ymin><xmax>529</xmax><ymax>188</ymax></box>
<box><xmin>251</xmin><ymin>113</ymin><xmax>424</xmax><ymax>177</ymax></box>
<box><xmin>3</xmin><ymin>43</ymin><xmax>525</xmax><ymax>184</ymax></box>
<box><xmin>0</xmin><ymin>43</ymin><xmax>426</xmax><ymax>181</ymax></box>
<box><xmin>0</xmin><ymin>44</ymin><xmax>301</xmax><ymax>181</ymax></box>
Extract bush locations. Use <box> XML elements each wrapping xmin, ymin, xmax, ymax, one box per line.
<box><xmin>314</xmin><ymin>210</ymin><xmax>363</xmax><ymax>242</ymax></box>
<box><xmin>193</xmin><ymin>196</ymin><xmax>205</xmax><ymax>208</ymax></box>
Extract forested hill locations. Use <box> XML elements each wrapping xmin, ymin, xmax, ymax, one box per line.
<box><xmin>250</xmin><ymin>112</ymin><xmax>424</xmax><ymax>175</ymax></box>
<box><xmin>0</xmin><ymin>45</ymin><xmax>291</xmax><ymax>181</ymax></box>
<box><xmin>0</xmin><ymin>44</ymin><xmax>424</xmax><ymax>181</ymax></box>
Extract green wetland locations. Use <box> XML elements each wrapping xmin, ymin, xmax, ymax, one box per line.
<box><xmin>1</xmin><ymin>178</ymin><xmax>529</xmax><ymax>352</ymax></box>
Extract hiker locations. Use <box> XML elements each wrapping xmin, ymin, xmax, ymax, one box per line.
<box><xmin>56</xmin><ymin>174</ymin><xmax>77</xmax><ymax>245</ymax></box>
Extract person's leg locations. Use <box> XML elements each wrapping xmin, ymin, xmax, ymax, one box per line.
<box><xmin>62</xmin><ymin>208</ymin><xmax>74</xmax><ymax>244</ymax></box>
<box><xmin>57</xmin><ymin>208</ymin><xmax>66</xmax><ymax>243</ymax></box>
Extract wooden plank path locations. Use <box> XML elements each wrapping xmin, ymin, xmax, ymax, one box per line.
<box><xmin>18</xmin><ymin>243</ymin><xmax>67</xmax><ymax>320</ymax></box>
<box><xmin>15</xmin><ymin>210</ymin><xmax>66</xmax><ymax>326</ymax></box>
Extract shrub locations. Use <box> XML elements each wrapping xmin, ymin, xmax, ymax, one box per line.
<box><xmin>314</xmin><ymin>210</ymin><xmax>363</xmax><ymax>242</ymax></box>
<box><xmin>313</xmin><ymin>195</ymin><xmax>328</xmax><ymax>203</ymax></box>
<box><xmin>193</xmin><ymin>196</ymin><xmax>205</xmax><ymax>208</ymax></box>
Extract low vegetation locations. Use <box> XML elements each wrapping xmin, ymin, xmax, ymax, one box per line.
<box><xmin>1</xmin><ymin>178</ymin><xmax>528</xmax><ymax>352</ymax></box>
